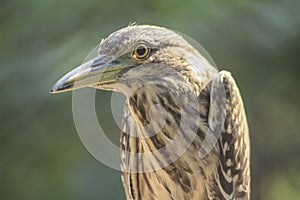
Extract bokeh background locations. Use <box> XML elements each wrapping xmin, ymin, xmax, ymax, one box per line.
<box><xmin>1</xmin><ymin>0</ymin><xmax>300</xmax><ymax>199</ymax></box>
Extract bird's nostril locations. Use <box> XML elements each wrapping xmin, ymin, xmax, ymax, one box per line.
<box><xmin>110</xmin><ymin>60</ymin><xmax>120</xmax><ymax>65</ymax></box>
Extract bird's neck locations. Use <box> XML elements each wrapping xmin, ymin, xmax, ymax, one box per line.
<box><xmin>124</xmin><ymin>77</ymin><xmax>203</xmax><ymax>148</ymax></box>
<box><xmin>121</xmin><ymin>75</ymin><xmax>213</xmax><ymax>174</ymax></box>
<box><xmin>124</xmin><ymin>65</ymin><xmax>215</xmax><ymax>128</ymax></box>
<box><xmin>126</xmin><ymin>79</ymin><xmax>190</xmax><ymax>130</ymax></box>
<box><xmin>120</xmin><ymin>62</ymin><xmax>217</xmax><ymax>165</ymax></box>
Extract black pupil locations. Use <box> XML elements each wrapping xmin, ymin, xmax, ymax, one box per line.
<box><xmin>136</xmin><ymin>46</ymin><xmax>146</xmax><ymax>56</ymax></box>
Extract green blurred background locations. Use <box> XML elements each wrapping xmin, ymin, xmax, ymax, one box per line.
<box><xmin>1</xmin><ymin>0</ymin><xmax>300</xmax><ymax>199</ymax></box>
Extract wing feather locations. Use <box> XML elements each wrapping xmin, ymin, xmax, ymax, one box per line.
<box><xmin>213</xmin><ymin>71</ymin><xmax>251</xmax><ymax>200</ymax></box>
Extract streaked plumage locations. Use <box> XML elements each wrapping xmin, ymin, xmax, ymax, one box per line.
<box><xmin>51</xmin><ymin>25</ymin><xmax>250</xmax><ymax>200</ymax></box>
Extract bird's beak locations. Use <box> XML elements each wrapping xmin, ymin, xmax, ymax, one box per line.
<box><xmin>50</xmin><ymin>55</ymin><xmax>129</xmax><ymax>93</ymax></box>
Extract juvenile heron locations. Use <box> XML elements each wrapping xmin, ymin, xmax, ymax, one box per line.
<box><xmin>51</xmin><ymin>25</ymin><xmax>250</xmax><ymax>200</ymax></box>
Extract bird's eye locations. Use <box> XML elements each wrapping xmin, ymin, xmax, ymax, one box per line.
<box><xmin>132</xmin><ymin>43</ymin><xmax>150</xmax><ymax>60</ymax></box>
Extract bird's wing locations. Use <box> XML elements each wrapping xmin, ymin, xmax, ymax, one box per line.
<box><xmin>217</xmin><ymin>71</ymin><xmax>250</xmax><ymax>199</ymax></box>
<box><xmin>208</xmin><ymin>71</ymin><xmax>250</xmax><ymax>200</ymax></box>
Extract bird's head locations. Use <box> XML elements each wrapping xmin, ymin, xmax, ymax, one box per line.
<box><xmin>50</xmin><ymin>25</ymin><xmax>217</xmax><ymax>95</ymax></box>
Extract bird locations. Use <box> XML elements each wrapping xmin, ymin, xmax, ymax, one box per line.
<box><xmin>50</xmin><ymin>25</ymin><xmax>250</xmax><ymax>200</ymax></box>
